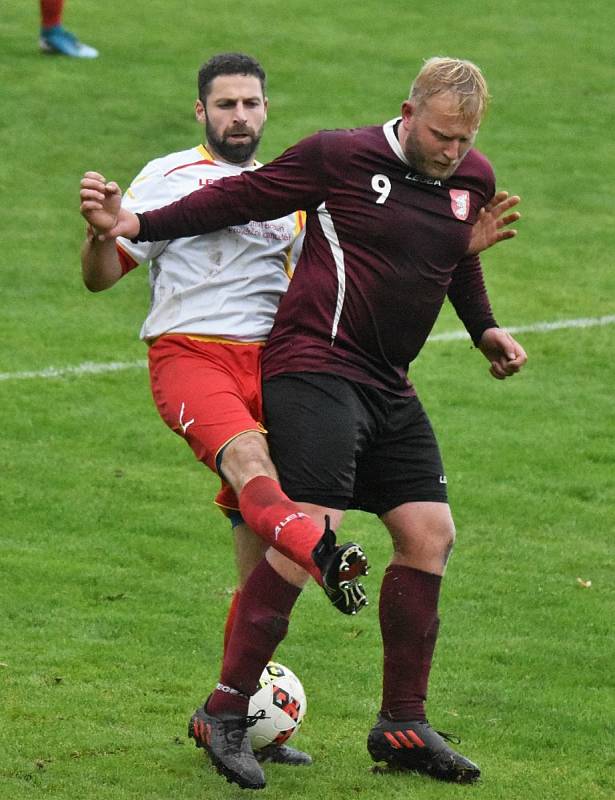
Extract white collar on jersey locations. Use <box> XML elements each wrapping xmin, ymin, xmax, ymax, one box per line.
<box><xmin>382</xmin><ymin>118</ymin><xmax>409</xmax><ymax>165</ymax></box>
<box><xmin>197</xmin><ymin>143</ymin><xmax>262</xmax><ymax>170</ymax></box>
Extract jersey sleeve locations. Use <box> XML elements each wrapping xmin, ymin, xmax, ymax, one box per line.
<box><xmin>472</xmin><ymin>150</ymin><xmax>496</xmax><ymax>209</ymax></box>
<box><xmin>116</xmin><ymin>164</ymin><xmax>172</xmax><ymax>265</ymax></box>
<box><xmin>136</xmin><ymin>134</ymin><xmax>327</xmax><ymax>243</ymax></box>
<box><xmin>447</xmin><ymin>153</ymin><xmax>499</xmax><ymax>345</ymax></box>
<box><xmin>447</xmin><ymin>253</ymin><xmax>498</xmax><ymax>345</ymax></box>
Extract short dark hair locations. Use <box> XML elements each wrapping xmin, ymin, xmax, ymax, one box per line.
<box><xmin>198</xmin><ymin>53</ymin><xmax>266</xmax><ymax>102</ymax></box>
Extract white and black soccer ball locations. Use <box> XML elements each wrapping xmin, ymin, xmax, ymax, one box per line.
<box><xmin>248</xmin><ymin>661</ymin><xmax>307</xmax><ymax>751</ymax></box>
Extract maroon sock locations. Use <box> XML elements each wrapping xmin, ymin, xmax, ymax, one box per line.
<box><xmin>238</xmin><ymin>476</ymin><xmax>324</xmax><ymax>583</ymax></box>
<box><xmin>379</xmin><ymin>564</ymin><xmax>442</xmax><ymax>722</ymax></box>
<box><xmin>207</xmin><ymin>558</ymin><xmax>301</xmax><ymax>716</ymax></box>
<box><xmin>222</xmin><ymin>589</ymin><xmax>241</xmax><ymax>656</ymax></box>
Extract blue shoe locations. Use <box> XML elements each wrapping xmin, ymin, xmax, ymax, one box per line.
<box><xmin>39</xmin><ymin>25</ymin><xmax>99</xmax><ymax>59</ymax></box>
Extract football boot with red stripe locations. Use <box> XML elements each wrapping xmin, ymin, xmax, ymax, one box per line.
<box><xmin>311</xmin><ymin>515</ymin><xmax>369</xmax><ymax>615</ymax></box>
<box><xmin>367</xmin><ymin>715</ymin><xmax>480</xmax><ymax>783</ymax></box>
<box><xmin>188</xmin><ymin>703</ymin><xmax>266</xmax><ymax>790</ymax></box>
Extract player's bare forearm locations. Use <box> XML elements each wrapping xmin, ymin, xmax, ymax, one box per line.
<box><xmin>80</xmin><ymin>233</ymin><xmax>123</xmax><ymax>292</ymax></box>
<box><xmin>79</xmin><ymin>171</ymin><xmax>135</xmax><ymax>290</ymax></box>
<box><xmin>467</xmin><ymin>191</ymin><xmax>521</xmax><ymax>255</ymax></box>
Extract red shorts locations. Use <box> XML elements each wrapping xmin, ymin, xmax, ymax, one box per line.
<box><xmin>148</xmin><ymin>334</ymin><xmax>266</xmax><ymax>511</ymax></box>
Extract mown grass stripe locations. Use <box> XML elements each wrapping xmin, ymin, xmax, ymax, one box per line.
<box><xmin>2</xmin><ymin>314</ymin><xmax>614</xmax><ymax>382</ymax></box>
<box><xmin>429</xmin><ymin>314</ymin><xmax>615</xmax><ymax>342</ymax></box>
<box><xmin>0</xmin><ymin>359</ymin><xmax>147</xmax><ymax>382</ymax></box>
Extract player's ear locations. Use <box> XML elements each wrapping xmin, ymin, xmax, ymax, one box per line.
<box><xmin>195</xmin><ymin>99</ymin><xmax>206</xmax><ymax>123</ymax></box>
<box><xmin>263</xmin><ymin>96</ymin><xmax>269</xmax><ymax>120</ymax></box>
<box><xmin>401</xmin><ymin>100</ymin><xmax>415</xmax><ymax>123</ymax></box>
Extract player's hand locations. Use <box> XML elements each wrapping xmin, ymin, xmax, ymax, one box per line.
<box><xmin>478</xmin><ymin>327</ymin><xmax>527</xmax><ymax>380</ymax></box>
<box><xmin>107</xmin><ymin>208</ymin><xmax>140</xmax><ymax>240</ymax></box>
<box><xmin>80</xmin><ymin>171</ymin><xmax>122</xmax><ymax>236</ymax></box>
<box><xmin>466</xmin><ymin>191</ymin><xmax>521</xmax><ymax>255</ymax></box>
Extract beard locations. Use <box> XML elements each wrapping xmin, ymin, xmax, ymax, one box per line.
<box><xmin>206</xmin><ymin>120</ymin><xmax>263</xmax><ymax>164</ymax></box>
<box><xmin>406</xmin><ymin>144</ymin><xmax>459</xmax><ymax>181</ymax></box>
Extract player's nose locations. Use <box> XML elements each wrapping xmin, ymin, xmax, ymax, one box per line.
<box><xmin>233</xmin><ymin>102</ymin><xmax>248</xmax><ymax>123</ymax></box>
<box><xmin>443</xmin><ymin>141</ymin><xmax>461</xmax><ymax>161</ymax></box>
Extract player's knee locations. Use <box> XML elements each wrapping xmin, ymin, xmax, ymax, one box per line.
<box><xmin>220</xmin><ymin>432</ymin><xmax>276</xmax><ymax>488</ymax></box>
<box><xmin>394</xmin><ymin>518</ymin><xmax>455</xmax><ymax>564</ymax></box>
<box><xmin>442</xmin><ymin>524</ymin><xmax>456</xmax><ymax>564</ymax></box>
<box><xmin>430</xmin><ymin>512</ymin><xmax>456</xmax><ymax>559</ymax></box>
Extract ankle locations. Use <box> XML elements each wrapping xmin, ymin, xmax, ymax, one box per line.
<box><xmin>207</xmin><ymin>685</ymin><xmax>250</xmax><ymax>717</ymax></box>
<box><xmin>381</xmin><ymin>703</ymin><xmax>427</xmax><ymax>722</ymax></box>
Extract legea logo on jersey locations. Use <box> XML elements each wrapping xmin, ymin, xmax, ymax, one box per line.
<box><xmin>449</xmin><ymin>189</ymin><xmax>470</xmax><ymax>221</ymax></box>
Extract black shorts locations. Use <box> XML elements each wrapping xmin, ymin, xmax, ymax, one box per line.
<box><xmin>263</xmin><ymin>373</ymin><xmax>448</xmax><ymax>516</ymax></box>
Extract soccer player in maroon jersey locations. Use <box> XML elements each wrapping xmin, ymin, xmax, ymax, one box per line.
<box><xmin>83</xmin><ymin>57</ymin><xmax>525</xmax><ymax>788</ymax></box>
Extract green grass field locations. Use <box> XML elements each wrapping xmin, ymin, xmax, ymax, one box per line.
<box><xmin>1</xmin><ymin>1</ymin><xmax>614</xmax><ymax>798</ymax></box>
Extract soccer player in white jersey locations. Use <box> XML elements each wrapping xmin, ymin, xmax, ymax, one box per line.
<box><xmin>80</xmin><ymin>53</ymin><xmax>374</xmax><ymax>778</ymax></box>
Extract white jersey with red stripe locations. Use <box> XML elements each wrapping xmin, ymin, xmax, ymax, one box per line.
<box><xmin>116</xmin><ymin>144</ymin><xmax>305</xmax><ymax>342</ymax></box>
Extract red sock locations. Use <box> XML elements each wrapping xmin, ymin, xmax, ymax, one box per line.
<box><xmin>222</xmin><ymin>589</ymin><xmax>241</xmax><ymax>655</ymax></box>
<box><xmin>379</xmin><ymin>564</ymin><xmax>442</xmax><ymax>722</ymax></box>
<box><xmin>40</xmin><ymin>0</ymin><xmax>64</xmax><ymax>29</ymax></box>
<box><xmin>207</xmin><ymin>558</ymin><xmax>301</xmax><ymax>716</ymax></box>
<box><xmin>238</xmin><ymin>476</ymin><xmax>323</xmax><ymax>583</ymax></box>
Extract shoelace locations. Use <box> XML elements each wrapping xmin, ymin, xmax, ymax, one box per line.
<box><xmin>409</xmin><ymin>720</ymin><xmax>461</xmax><ymax>745</ymax></box>
<box><xmin>244</xmin><ymin>709</ymin><xmax>269</xmax><ymax>728</ymax></box>
<box><xmin>436</xmin><ymin>730</ymin><xmax>462</xmax><ymax>745</ymax></box>
<box><xmin>218</xmin><ymin>709</ymin><xmax>269</xmax><ymax>751</ymax></box>
<box><xmin>220</xmin><ymin>708</ymin><xmax>268</xmax><ymax>733</ymax></box>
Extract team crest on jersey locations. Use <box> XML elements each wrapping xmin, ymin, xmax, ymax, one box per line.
<box><xmin>449</xmin><ymin>189</ymin><xmax>470</xmax><ymax>221</ymax></box>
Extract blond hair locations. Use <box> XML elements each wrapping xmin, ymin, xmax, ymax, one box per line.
<box><xmin>409</xmin><ymin>57</ymin><xmax>489</xmax><ymax>121</ymax></box>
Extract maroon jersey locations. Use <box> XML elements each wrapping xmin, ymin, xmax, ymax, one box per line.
<box><xmin>138</xmin><ymin>119</ymin><xmax>498</xmax><ymax>395</ymax></box>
